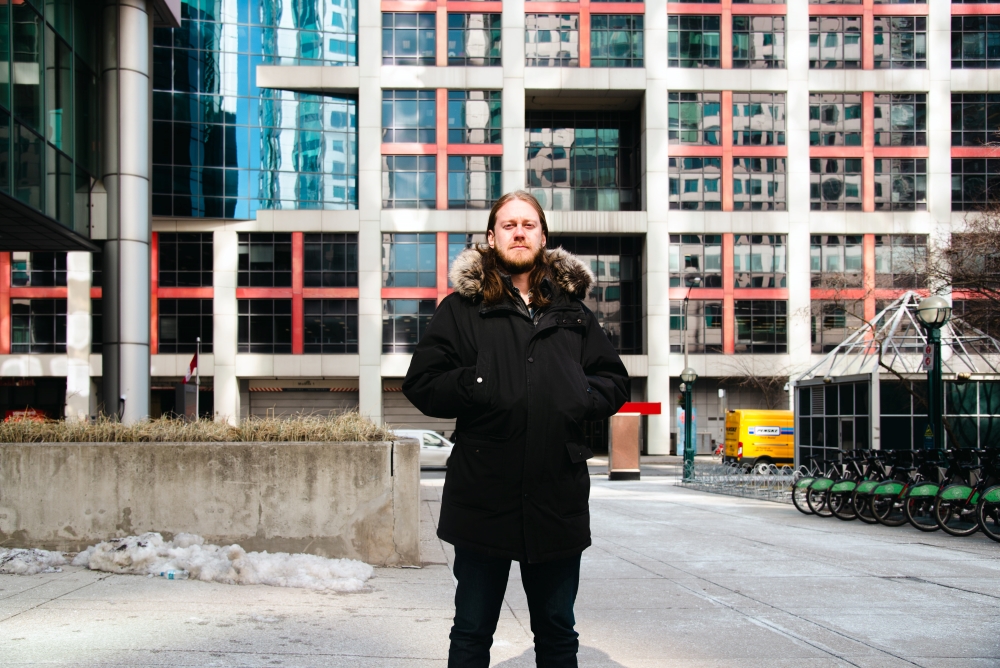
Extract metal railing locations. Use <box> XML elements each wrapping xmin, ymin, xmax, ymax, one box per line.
<box><xmin>682</xmin><ymin>461</ymin><xmax>802</xmax><ymax>504</ymax></box>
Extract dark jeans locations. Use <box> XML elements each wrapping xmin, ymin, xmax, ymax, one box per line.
<box><xmin>448</xmin><ymin>547</ymin><xmax>581</xmax><ymax>668</ymax></box>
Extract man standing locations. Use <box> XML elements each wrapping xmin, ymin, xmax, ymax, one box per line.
<box><xmin>403</xmin><ymin>191</ymin><xmax>630</xmax><ymax>667</ymax></box>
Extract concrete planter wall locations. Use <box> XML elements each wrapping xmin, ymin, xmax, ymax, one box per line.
<box><xmin>0</xmin><ymin>439</ymin><xmax>420</xmax><ymax>567</ymax></box>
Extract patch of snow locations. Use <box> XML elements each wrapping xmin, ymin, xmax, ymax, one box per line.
<box><xmin>71</xmin><ymin>532</ymin><xmax>374</xmax><ymax>592</ymax></box>
<box><xmin>0</xmin><ymin>548</ymin><xmax>66</xmax><ymax>575</ymax></box>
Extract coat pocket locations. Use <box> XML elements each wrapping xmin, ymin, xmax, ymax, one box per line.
<box><xmin>443</xmin><ymin>433</ymin><xmax>511</xmax><ymax>513</ymax></box>
<box><xmin>471</xmin><ymin>349</ymin><xmax>492</xmax><ymax>406</ymax></box>
<box><xmin>565</xmin><ymin>441</ymin><xmax>594</xmax><ymax>464</ymax></box>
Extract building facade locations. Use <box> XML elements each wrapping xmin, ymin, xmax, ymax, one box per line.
<box><xmin>0</xmin><ymin>0</ymin><xmax>988</xmax><ymax>454</ymax></box>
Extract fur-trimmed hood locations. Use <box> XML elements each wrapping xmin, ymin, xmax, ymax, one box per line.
<box><xmin>448</xmin><ymin>247</ymin><xmax>595</xmax><ymax>300</ymax></box>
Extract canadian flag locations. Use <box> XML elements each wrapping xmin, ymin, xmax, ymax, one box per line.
<box><xmin>184</xmin><ymin>351</ymin><xmax>198</xmax><ymax>384</ymax></box>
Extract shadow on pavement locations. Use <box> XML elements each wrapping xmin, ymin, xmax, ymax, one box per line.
<box><xmin>492</xmin><ymin>645</ymin><xmax>629</xmax><ymax>667</ymax></box>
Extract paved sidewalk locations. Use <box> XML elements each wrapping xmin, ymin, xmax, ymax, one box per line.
<box><xmin>2</xmin><ymin>475</ymin><xmax>999</xmax><ymax>666</ymax></box>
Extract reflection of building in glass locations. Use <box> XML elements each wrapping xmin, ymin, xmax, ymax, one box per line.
<box><xmin>526</xmin><ymin>111</ymin><xmax>640</xmax><ymax>211</ymax></box>
<box><xmin>152</xmin><ymin>1</ymin><xmax>358</xmax><ymax>217</ymax></box>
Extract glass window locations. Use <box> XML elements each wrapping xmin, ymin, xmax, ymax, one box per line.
<box><xmin>14</xmin><ymin>122</ymin><xmax>43</xmax><ymax>210</ymax></box>
<box><xmin>952</xmin><ymin>157</ymin><xmax>1000</xmax><ymax>211</ymax></box>
<box><xmin>525</xmin><ymin>14</ymin><xmax>579</xmax><ymax>67</ymax></box>
<box><xmin>158</xmin><ymin>232</ymin><xmax>213</xmax><ymax>287</ymax></box>
<box><xmin>732</xmin><ymin>158</ymin><xmax>786</xmax><ymax>211</ymax></box>
<box><xmin>669</xmin><ymin>157</ymin><xmax>722</xmax><ymax>210</ymax></box>
<box><xmin>732</xmin><ymin>15</ymin><xmax>785</xmax><ymax>68</ymax></box>
<box><xmin>590</xmin><ymin>15</ymin><xmax>643</xmax><ymax>68</ymax></box>
<box><xmin>45</xmin><ymin>28</ymin><xmax>72</xmax><ymax>154</ymax></box>
<box><xmin>382</xmin><ymin>155</ymin><xmax>436</xmax><ymax>209</ymax></box>
<box><xmin>873</xmin><ymin>17</ymin><xmax>926</xmax><ymax>69</ymax></box>
<box><xmin>303</xmin><ymin>299</ymin><xmax>359</xmax><ymax>353</ymax></box>
<box><xmin>152</xmin><ymin>3</ymin><xmax>359</xmax><ymax>217</ymax></box>
<box><xmin>951</xmin><ymin>93</ymin><xmax>1000</xmax><ymax>147</ymax></box>
<box><xmin>383</xmin><ymin>233</ymin><xmax>437</xmax><ymax>288</ymax></box>
<box><xmin>237</xmin><ymin>233</ymin><xmax>292</xmax><ymax>287</ymax></box>
<box><xmin>668</xmin><ymin>15</ymin><xmax>721</xmax><ymax>68</ymax></box>
<box><xmin>91</xmin><ymin>297</ymin><xmax>101</xmax><ymax>353</ymax></box>
<box><xmin>11</xmin><ymin>298</ymin><xmax>66</xmax><ymax>353</ymax></box>
<box><xmin>732</xmin><ymin>93</ymin><xmax>785</xmax><ymax>146</ymax></box>
<box><xmin>382</xmin><ymin>90</ymin><xmax>436</xmax><ymax>144</ymax></box>
<box><xmin>734</xmin><ymin>235</ymin><xmax>786</xmax><ymax>288</ymax></box>
<box><xmin>810</xmin><ymin>235</ymin><xmax>864</xmax><ymax>288</ymax></box>
<box><xmin>873</xmin><ymin>158</ymin><xmax>926</xmax><ymax>211</ymax></box>
<box><xmin>874</xmin><ymin>235</ymin><xmax>927</xmax><ymax>288</ymax></box>
<box><xmin>12</xmin><ymin>4</ymin><xmax>43</xmax><ymax>134</ymax></box>
<box><xmin>237</xmin><ymin>299</ymin><xmax>292</xmax><ymax>354</ymax></box>
<box><xmin>670</xmin><ymin>300</ymin><xmax>723</xmax><ymax>354</ymax></box>
<box><xmin>382</xmin><ymin>298</ymin><xmax>436</xmax><ymax>353</ymax></box>
<box><xmin>447</xmin><ymin>13</ymin><xmax>501</xmax><ymax>66</ymax></box>
<box><xmin>158</xmin><ymin>299</ymin><xmax>213</xmax><ymax>353</ymax></box>
<box><xmin>448</xmin><ymin>155</ymin><xmax>501</xmax><ymax>210</ymax></box>
<box><xmin>668</xmin><ymin>92</ymin><xmax>721</xmax><ymax>146</ymax></box>
<box><xmin>526</xmin><ymin>110</ymin><xmax>641</xmax><ymax>211</ymax></box>
<box><xmin>809</xmin><ymin>93</ymin><xmax>862</xmax><ymax>146</ymax></box>
<box><xmin>734</xmin><ymin>300</ymin><xmax>787</xmax><ymax>354</ymax></box>
<box><xmin>448</xmin><ymin>91</ymin><xmax>501</xmax><ymax>144</ymax></box>
<box><xmin>382</xmin><ymin>13</ymin><xmax>435</xmax><ymax>66</ymax></box>
<box><xmin>953</xmin><ymin>299</ymin><xmax>1000</xmax><ymax>339</ymax></box>
<box><xmin>952</xmin><ymin>16</ymin><xmax>1000</xmax><ymax>69</ymax></box>
<box><xmin>447</xmin><ymin>233</ymin><xmax>486</xmax><ymax>288</ymax></box>
<box><xmin>669</xmin><ymin>234</ymin><xmax>723</xmax><ymax>288</ymax></box>
<box><xmin>10</xmin><ymin>252</ymin><xmax>66</xmax><ymax>287</ymax></box>
<box><xmin>549</xmin><ymin>235</ymin><xmax>643</xmax><ymax>354</ymax></box>
<box><xmin>809</xmin><ymin>158</ymin><xmax>862</xmax><ymax>210</ymax></box>
<box><xmin>811</xmin><ymin>301</ymin><xmax>865</xmax><ymax>354</ymax></box>
<box><xmin>303</xmin><ymin>233</ymin><xmax>358</xmax><ymax>288</ymax></box>
<box><xmin>798</xmin><ymin>382</ymin><xmax>870</xmax><ymax>469</ymax></box>
<box><xmin>809</xmin><ymin>17</ymin><xmax>861</xmax><ymax>69</ymax></box>
<box><xmin>873</xmin><ymin>94</ymin><xmax>926</xmax><ymax>147</ymax></box>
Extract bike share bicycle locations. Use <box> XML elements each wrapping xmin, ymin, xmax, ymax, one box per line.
<box><xmin>934</xmin><ymin>448</ymin><xmax>1000</xmax><ymax>536</ymax></box>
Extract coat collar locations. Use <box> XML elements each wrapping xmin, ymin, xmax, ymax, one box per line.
<box><xmin>448</xmin><ymin>246</ymin><xmax>595</xmax><ymax>301</ymax></box>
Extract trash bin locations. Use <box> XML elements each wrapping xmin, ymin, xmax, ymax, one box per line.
<box><xmin>608</xmin><ymin>413</ymin><xmax>641</xmax><ymax>480</ymax></box>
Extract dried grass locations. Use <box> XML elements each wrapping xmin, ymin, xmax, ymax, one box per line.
<box><xmin>0</xmin><ymin>412</ymin><xmax>396</xmax><ymax>443</ymax></box>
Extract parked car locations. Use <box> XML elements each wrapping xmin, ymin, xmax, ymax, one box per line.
<box><xmin>393</xmin><ymin>429</ymin><xmax>454</xmax><ymax>468</ymax></box>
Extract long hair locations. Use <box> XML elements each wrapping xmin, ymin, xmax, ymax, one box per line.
<box><xmin>479</xmin><ymin>191</ymin><xmax>552</xmax><ymax>308</ymax></box>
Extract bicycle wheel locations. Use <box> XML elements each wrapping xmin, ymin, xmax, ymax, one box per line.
<box><xmin>853</xmin><ymin>491</ymin><xmax>878</xmax><ymax>524</ymax></box>
<box><xmin>871</xmin><ymin>493</ymin><xmax>908</xmax><ymax>527</ymax></box>
<box><xmin>792</xmin><ymin>480</ymin><xmax>814</xmax><ymax>515</ymax></box>
<box><xmin>935</xmin><ymin>494</ymin><xmax>980</xmax><ymax>537</ymax></box>
<box><xmin>829</xmin><ymin>492</ymin><xmax>857</xmax><ymax>521</ymax></box>
<box><xmin>905</xmin><ymin>496</ymin><xmax>940</xmax><ymax>532</ymax></box>
<box><xmin>976</xmin><ymin>488</ymin><xmax>1000</xmax><ymax>543</ymax></box>
<box><xmin>807</xmin><ymin>488</ymin><xmax>832</xmax><ymax>517</ymax></box>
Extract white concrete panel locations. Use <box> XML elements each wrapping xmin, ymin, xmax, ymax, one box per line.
<box><xmin>0</xmin><ymin>355</ymin><xmax>69</xmax><ymax>377</ymax></box>
<box><xmin>255</xmin><ymin>65</ymin><xmax>359</xmax><ymax>93</ymax></box>
<box><xmin>381</xmin><ymin>354</ymin><xmax>413</xmax><ymax>378</ymax></box>
<box><xmin>320</xmin><ymin>355</ymin><xmax>361</xmax><ymax>377</ymax></box>
<box><xmin>380</xmin><ymin>67</ymin><xmax>503</xmax><ymax>90</ymax></box>
<box><xmin>620</xmin><ymin>355</ymin><xmax>648</xmax><ymax>378</ymax></box>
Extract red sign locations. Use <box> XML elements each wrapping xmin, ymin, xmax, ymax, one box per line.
<box><xmin>616</xmin><ymin>402</ymin><xmax>662</xmax><ymax>415</ymax></box>
<box><xmin>5</xmin><ymin>409</ymin><xmax>46</xmax><ymax>422</ymax></box>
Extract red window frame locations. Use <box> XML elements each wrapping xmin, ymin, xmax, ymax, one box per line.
<box><xmin>668</xmin><ymin>1</ymin><xmax>786</xmax><ymax>69</ymax></box>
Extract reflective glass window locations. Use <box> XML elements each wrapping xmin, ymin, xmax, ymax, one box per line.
<box><xmin>809</xmin><ymin>235</ymin><xmax>864</xmax><ymax>288</ymax></box>
<box><xmin>159</xmin><ymin>232</ymin><xmax>213</xmax><ymax>287</ymax></box>
<box><xmin>809</xmin><ymin>93</ymin><xmax>862</xmax><ymax>146</ymax></box>
<box><xmin>525</xmin><ymin>14</ymin><xmax>579</xmax><ymax>67</ymax></box>
<box><xmin>448</xmin><ymin>13</ymin><xmax>501</xmax><ymax>66</ymax></box>
<box><xmin>669</xmin><ymin>157</ymin><xmax>722</xmax><ymax>210</ymax></box>
<box><xmin>382</xmin><ymin>233</ymin><xmax>437</xmax><ymax>288</ymax></box>
<box><xmin>158</xmin><ymin>299</ymin><xmax>213</xmax><ymax>353</ymax></box>
<box><xmin>668</xmin><ymin>15</ymin><xmax>721</xmax><ymax>68</ymax></box>
<box><xmin>670</xmin><ymin>300</ymin><xmax>723</xmax><ymax>354</ymax></box>
<box><xmin>732</xmin><ymin>158</ymin><xmax>786</xmax><ymax>211</ymax></box>
<box><xmin>952</xmin><ymin>16</ymin><xmax>1000</xmax><ymax>69</ymax></box>
<box><xmin>873</xmin><ymin>158</ymin><xmax>926</xmax><ymax>211</ymax></box>
<box><xmin>809</xmin><ymin>17</ymin><xmax>861</xmax><ymax>69</ymax></box>
<box><xmin>809</xmin><ymin>158</ymin><xmax>863</xmax><ymax>210</ymax></box>
<box><xmin>732</xmin><ymin>93</ymin><xmax>785</xmax><ymax>146</ymax></box>
<box><xmin>382</xmin><ymin>155</ymin><xmax>436</xmax><ymax>209</ymax></box>
<box><xmin>952</xmin><ymin>93</ymin><xmax>1000</xmax><ymax>147</ymax></box>
<box><xmin>590</xmin><ymin>15</ymin><xmax>643</xmax><ymax>68</ymax></box>
<box><xmin>448</xmin><ymin>155</ymin><xmax>501</xmax><ymax>210</ymax></box>
<box><xmin>11</xmin><ymin>298</ymin><xmax>66</xmax><ymax>353</ymax></box>
<box><xmin>669</xmin><ymin>234</ymin><xmax>723</xmax><ymax>288</ymax></box>
<box><xmin>237</xmin><ymin>299</ymin><xmax>292</xmax><ymax>354</ymax></box>
<box><xmin>874</xmin><ymin>235</ymin><xmax>927</xmax><ymax>288</ymax></box>
<box><xmin>873</xmin><ymin>16</ymin><xmax>926</xmax><ymax>69</ymax></box>
<box><xmin>382</xmin><ymin>13</ymin><xmax>435</xmax><ymax>65</ymax></box>
<box><xmin>734</xmin><ymin>300</ymin><xmax>787</xmax><ymax>354</ymax></box>
<box><xmin>669</xmin><ymin>92</ymin><xmax>721</xmax><ymax>146</ymax></box>
<box><xmin>448</xmin><ymin>91</ymin><xmax>501</xmax><ymax>144</ymax></box>
<box><xmin>811</xmin><ymin>301</ymin><xmax>865</xmax><ymax>354</ymax></box>
<box><xmin>11</xmin><ymin>251</ymin><xmax>66</xmax><ymax>286</ymax></box>
<box><xmin>382</xmin><ymin>90</ymin><xmax>436</xmax><ymax>144</ymax></box>
<box><xmin>303</xmin><ymin>299</ymin><xmax>358</xmax><ymax>353</ymax></box>
<box><xmin>303</xmin><ymin>233</ymin><xmax>358</xmax><ymax>287</ymax></box>
<box><xmin>526</xmin><ymin>110</ymin><xmax>641</xmax><ymax>211</ymax></box>
<box><xmin>732</xmin><ymin>15</ymin><xmax>784</xmax><ymax>68</ymax></box>
<box><xmin>873</xmin><ymin>94</ymin><xmax>926</xmax><ymax>147</ymax></box>
<box><xmin>382</xmin><ymin>299</ymin><xmax>435</xmax><ymax>353</ymax></box>
<box><xmin>734</xmin><ymin>235</ymin><xmax>786</xmax><ymax>287</ymax></box>
<box><xmin>952</xmin><ymin>157</ymin><xmax>1000</xmax><ymax>210</ymax></box>
<box><xmin>237</xmin><ymin>233</ymin><xmax>292</xmax><ymax>287</ymax></box>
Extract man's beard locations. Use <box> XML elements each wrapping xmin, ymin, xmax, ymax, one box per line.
<box><xmin>495</xmin><ymin>244</ymin><xmax>543</xmax><ymax>274</ymax></box>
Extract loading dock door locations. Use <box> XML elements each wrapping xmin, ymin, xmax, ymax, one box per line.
<box><xmin>382</xmin><ymin>380</ymin><xmax>455</xmax><ymax>436</ymax></box>
<box><xmin>249</xmin><ymin>389</ymin><xmax>359</xmax><ymax>418</ymax></box>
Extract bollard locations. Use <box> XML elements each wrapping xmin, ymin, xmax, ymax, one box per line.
<box><xmin>608</xmin><ymin>413</ymin><xmax>641</xmax><ymax>480</ymax></box>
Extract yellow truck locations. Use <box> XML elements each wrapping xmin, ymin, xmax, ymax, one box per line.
<box><xmin>724</xmin><ymin>409</ymin><xmax>794</xmax><ymax>471</ymax></box>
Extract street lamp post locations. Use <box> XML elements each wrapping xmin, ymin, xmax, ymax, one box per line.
<box><xmin>681</xmin><ymin>367</ymin><xmax>698</xmax><ymax>481</ymax></box>
<box><xmin>915</xmin><ymin>295</ymin><xmax>952</xmax><ymax>450</ymax></box>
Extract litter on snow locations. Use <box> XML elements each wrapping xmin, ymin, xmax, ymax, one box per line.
<box><xmin>0</xmin><ymin>548</ymin><xmax>66</xmax><ymax>575</ymax></box>
<box><xmin>71</xmin><ymin>533</ymin><xmax>374</xmax><ymax>591</ymax></box>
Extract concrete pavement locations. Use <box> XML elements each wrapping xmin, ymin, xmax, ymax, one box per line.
<box><xmin>2</xmin><ymin>471</ymin><xmax>999</xmax><ymax>666</ymax></box>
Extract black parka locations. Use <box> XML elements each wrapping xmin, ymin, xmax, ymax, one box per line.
<box><xmin>402</xmin><ymin>247</ymin><xmax>630</xmax><ymax>563</ymax></box>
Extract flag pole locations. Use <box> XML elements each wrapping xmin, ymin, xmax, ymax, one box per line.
<box><xmin>195</xmin><ymin>336</ymin><xmax>200</xmax><ymax>420</ymax></box>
